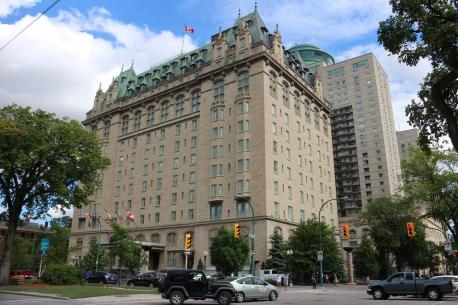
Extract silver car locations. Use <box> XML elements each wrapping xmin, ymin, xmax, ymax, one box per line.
<box><xmin>230</xmin><ymin>276</ymin><xmax>279</xmax><ymax>302</ymax></box>
<box><xmin>431</xmin><ymin>275</ymin><xmax>458</xmax><ymax>295</ymax></box>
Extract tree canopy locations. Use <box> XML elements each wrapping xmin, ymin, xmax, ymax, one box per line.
<box><xmin>287</xmin><ymin>220</ymin><xmax>344</xmax><ymax>284</ymax></box>
<box><xmin>209</xmin><ymin>226</ymin><xmax>250</xmax><ymax>276</ymax></box>
<box><xmin>0</xmin><ymin>104</ymin><xmax>110</xmax><ymax>284</ymax></box>
<box><xmin>401</xmin><ymin>148</ymin><xmax>458</xmax><ymax>245</ymax></box>
<box><xmin>378</xmin><ymin>0</ymin><xmax>458</xmax><ymax>151</ymax></box>
<box><xmin>264</xmin><ymin>229</ymin><xmax>286</xmax><ymax>272</ymax></box>
<box><xmin>352</xmin><ymin>235</ymin><xmax>379</xmax><ymax>279</ymax></box>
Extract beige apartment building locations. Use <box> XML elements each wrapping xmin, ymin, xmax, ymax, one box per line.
<box><xmin>289</xmin><ymin>46</ymin><xmax>403</xmax><ymax>246</ymax></box>
<box><xmin>69</xmin><ymin>10</ymin><xmax>338</xmax><ymax>272</ymax></box>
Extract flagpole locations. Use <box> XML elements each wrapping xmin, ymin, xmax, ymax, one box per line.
<box><xmin>181</xmin><ymin>28</ymin><xmax>185</xmax><ymax>55</ymax></box>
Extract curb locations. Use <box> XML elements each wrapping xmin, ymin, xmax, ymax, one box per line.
<box><xmin>0</xmin><ymin>290</ymin><xmax>70</xmax><ymax>300</ymax></box>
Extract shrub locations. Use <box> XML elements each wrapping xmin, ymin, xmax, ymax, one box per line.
<box><xmin>42</xmin><ymin>263</ymin><xmax>83</xmax><ymax>285</ymax></box>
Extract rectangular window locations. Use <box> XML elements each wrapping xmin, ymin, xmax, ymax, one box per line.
<box><xmin>237</xmin><ymin>179</ymin><xmax>250</xmax><ymax>192</ymax></box>
<box><xmin>237</xmin><ymin>139</ymin><xmax>250</xmax><ymax>152</ymax></box>
<box><xmin>154</xmin><ymin>213</ymin><xmax>160</xmax><ymax>223</ymax></box>
<box><xmin>237</xmin><ymin>159</ymin><xmax>250</xmax><ymax>172</ymax></box>
<box><xmin>191</xmin><ymin>136</ymin><xmax>197</xmax><ymax>148</ymax></box>
<box><xmin>191</xmin><ymin>119</ymin><xmax>198</xmax><ymax>130</ymax></box>
<box><xmin>174</xmin><ymin>158</ymin><xmax>180</xmax><ymax>168</ymax></box>
<box><xmin>237</xmin><ymin>101</ymin><xmax>249</xmax><ymax>113</ymax></box>
<box><xmin>190</xmin><ymin>154</ymin><xmax>197</xmax><ymax>165</ymax></box>
<box><xmin>171</xmin><ymin>193</ymin><xmax>177</xmax><ymax>204</ymax></box>
<box><xmin>272</xmin><ymin>141</ymin><xmax>278</xmax><ymax>153</ymax></box>
<box><xmin>236</xmin><ymin>201</ymin><xmax>250</xmax><ymax>218</ymax></box>
<box><xmin>142</xmin><ymin>181</ymin><xmax>147</xmax><ymax>192</ymax></box>
<box><xmin>273</xmin><ymin>181</ymin><xmax>279</xmax><ymax>193</ymax></box>
<box><xmin>155</xmin><ymin>195</ymin><xmax>161</xmax><ymax>206</ymax></box>
<box><xmin>188</xmin><ymin>209</ymin><xmax>194</xmax><ymax>220</ymax></box>
<box><xmin>238</xmin><ymin>120</ymin><xmax>249</xmax><ymax>132</ymax></box>
<box><xmin>212</xmin><ymin>108</ymin><xmax>224</xmax><ymax>121</ymax></box>
<box><xmin>156</xmin><ymin>178</ymin><xmax>162</xmax><ymax>190</ymax></box>
<box><xmin>210</xmin><ymin>184</ymin><xmax>223</xmax><ymax>196</ymax></box>
<box><xmin>159</xmin><ymin>145</ymin><xmax>165</xmax><ymax>156</ymax></box>
<box><xmin>188</xmin><ymin>190</ymin><xmax>195</xmax><ymax>202</ymax></box>
<box><xmin>210</xmin><ymin>202</ymin><xmax>222</xmax><ymax>220</ymax></box>
<box><xmin>211</xmin><ymin>164</ymin><xmax>223</xmax><ymax>176</ymax></box>
<box><xmin>172</xmin><ymin>175</ymin><xmax>178</xmax><ymax>187</ymax></box>
<box><xmin>288</xmin><ymin>206</ymin><xmax>293</xmax><ymax>221</ymax></box>
<box><xmin>189</xmin><ymin>171</ymin><xmax>197</xmax><ymax>183</ymax></box>
<box><xmin>273</xmin><ymin>202</ymin><xmax>280</xmax><ymax>218</ymax></box>
<box><xmin>300</xmin><ymin>210</ymin><xmax>305</xmax><ymax>222</ymax></box>
<box><xmin>174</xmin><ymin>141</ymin><xmax>180</xmax><ymax>152</ymax></box>
<box><xmin>288</xmin><ymin>186</ymin><xmax>292</xmax><ymax>199</ymax></box>
<box><xmin>171</xmin><ymin>211</ymin><xmax>176</xmax><ymax>222</ymax></box>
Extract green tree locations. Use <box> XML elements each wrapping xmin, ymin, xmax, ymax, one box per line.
<box><xmin>10</xmin><ymin>238</ymin><xmax>35</xmax><ymax>270</ymax></box>
<box><xmin>362</xmin><ymin>196</ymin><xmax>436</xmax><ymax>278</ymax></box>
<box><xmin>80</xmin><ymin>237</ymin><xmax>108</xmax><ymax>271</ymax></box>
<box><xmin>108</xmin><ymin>220</ymin><xmax>144</xmax><ymax>279</ymax></box>
<box><xmin>378</xmin><ymin>0</ymin><xmax>458</xmax><ymax>151</ymax></box>
<box><xmin>264</xmin><ymin>229</ymin><xmax>286</xmax><ymax>272</ymax></box>
<box><xmin>353</xmin><ymin>235</ymin><xmax>379</xmax><ymax>280</ymax></box>
<box><xmin>287</xmin><ymin>220</ymin><xmax>343</xmax><ymax>284</ymax></box>
<box><xmin>0</xmin><ymin>105</ymin><xmax>110</xmax><ymax>284</ymax></box>
<box><xmin>402</xmin><ymin>148</ymin><xmax>458</xmax><ymax>246</ymax></box>
<box><xmin>45</xmin><ymin>217</ymin><xmax>73</xmax><ymax>265</ymax></box>
<box><xmin>209</xmin><ymin>227</ymin><xmax>250</xmax><ymax>276</ymax></box>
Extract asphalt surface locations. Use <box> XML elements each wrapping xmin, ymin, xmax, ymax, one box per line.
<box><xmin>1</xmin><ymin>285</ymin><xmax>457</xmax><ymax>305</ymax></box>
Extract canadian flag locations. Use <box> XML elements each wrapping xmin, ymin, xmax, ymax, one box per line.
<box><xmin>184</xmin><ymin>25</ymin><xmax>195</xmax><ymax>33</ymax></box>
<box><xmin>125</xmin><ymin>208</ymin><xmax>136</xmax><ymax>224</ymax></box>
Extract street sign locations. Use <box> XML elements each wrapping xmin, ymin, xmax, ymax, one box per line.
<box><xmin>249</xmin><ymin>234</ymin><xmax>255</xmax><ymax>239</ymax></box>
<box><xmin>317</xmin><ymin>251</ymin><xmax>323</xmax><ymax>261</ymax></box>
<box><xmin>444</xmin><ymin>240</ymin><xmax>452</xmax><ymax>251</ymax></box>
<box><xmin>251</xmin><ymin>251</ymin><xmax>256</xmax><ymax>256</ymax></box>
<box><xmin>184</xmin><ymin>251</ymin><xmax>191</xmax><ymax>255</ymax></box>
<box><xmin>40</xmin><ymin>237</ymin><xmax>49</xmax><ymax>254</ymax></box>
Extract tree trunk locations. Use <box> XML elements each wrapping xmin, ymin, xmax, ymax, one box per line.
<box><xmin>0</xmin><ymin>214</ymin><xmax>20</xmax><ymax>285</ymax></box>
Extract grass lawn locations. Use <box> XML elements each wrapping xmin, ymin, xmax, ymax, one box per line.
<box><xmin>0</xmin><ymin>284</ymin><xmax>157</xmax><ymax>299</ymax></box>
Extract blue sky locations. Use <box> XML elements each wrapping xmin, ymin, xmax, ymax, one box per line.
<box><xmin>0</xmin><ymin>0</ymin><xmax>431</xmax><ymax>218</ymax></box>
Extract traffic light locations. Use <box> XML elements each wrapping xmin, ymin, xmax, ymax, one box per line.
<box><xmin>185</xmin><ymin>233</ymin><xmax>192</xmax><ymax>251</ymax></box>
<box><xmin>406</xmin><ymin>222</ymin><xmax>416</xmax><ymax>237</ymax></box>
<box><xmin>342</xmin><ymin>223</ymin><xmax>349</xmax><ymax>240</ymax></box>
<box><xmin>234</xmin><ymin>223</ymin><xmax>240</xmax><ymax>239</ymax></box>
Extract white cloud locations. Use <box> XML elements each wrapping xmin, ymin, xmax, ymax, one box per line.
<box><xmin>47</xmin><ymin>204</ymin><xmax>73</xmax><ymax>219</ymax></box>
<box><xmin>335</xmin><ymin>44</ymin><xmax>431</xmax><ymax>130</ymax></box>
<box><xmin>0</xmin><ymin>8</ymin><xmax>198</xmax><ymax>120</ymax></box>
<box><xmin>0</xmin><ymin>0</ymin><xmax>40</xmax><ymax>18</ymax></box>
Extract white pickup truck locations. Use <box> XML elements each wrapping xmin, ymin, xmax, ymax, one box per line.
<box><xmin>258</xmin><ymin>269</ymin><xmax>284</xmax><ymax>282</ymax></box>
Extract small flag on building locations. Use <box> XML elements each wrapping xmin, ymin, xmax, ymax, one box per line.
<box><xmin>125</xmin><ymin>208</ymin><xmax>136</xmax><ymax>225</ymax></box>
<box><xmin>104</xmin><ymin>208</ymin><xmax>112</xmax><ymax>220</ymax></box>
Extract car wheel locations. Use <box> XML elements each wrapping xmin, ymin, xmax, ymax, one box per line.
<box><xmin>235</xmin><ymin>291</ymin><xmax>245</xmax><ymax>303</ymax></box>
<box><xmin>371</xmin><ymin>287</ymin><xmax>385</xmax><ymax>300</ymax></box>
<box><xmin>169</xmin><ymin>290</ymin><xmax>185</xmax><ymax>305</ymax></box>
<box><xmin>269</xmin><ymin>291</ymin><xmax>278</xmax><ymax>301</ymax></box>
<box><xmin>426</xmin><ymin>287</ymin><xmax>442</xmax><ymax>301</ymax></box>
<box><xmin>217</xmin><ymin>291</ymin><xmax>232</xmax><ymax>305</ymax></box>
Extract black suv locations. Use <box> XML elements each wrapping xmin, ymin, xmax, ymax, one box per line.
<box><xmin>158</xmin><ymin>269</ymin><xmax>235</xmax><ymax>305</ymax></box>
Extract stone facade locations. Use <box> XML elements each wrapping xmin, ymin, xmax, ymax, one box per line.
<box><xmin>69</xmin><ymin>10</ymin><xmax>338</xmax><ymax>272</ymax></box>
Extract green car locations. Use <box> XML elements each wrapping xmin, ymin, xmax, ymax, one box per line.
<box><xmin>230</xmin><ymin>276</ymin><xmax>279</xmax><ymax>303</ymax></box>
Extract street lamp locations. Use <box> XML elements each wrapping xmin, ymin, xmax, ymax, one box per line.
<box><xmin>318</xmin><ymin>197</ymin><xmax>347</xmax><ymax>288</ymax></box>
<box><xmin>286</xmin><ymin>249</ymin><xmax>293</xmax><ymax>286</ymax></box>
<box><xmin>236</xmin><ymin>196</ymin><xmax>255</xmax><ymax>275</ymax></box>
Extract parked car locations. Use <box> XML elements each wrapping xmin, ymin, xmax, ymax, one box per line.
<box><xmin>158</xmin><ymin>269</ymin><xmax>235</xmax><ymax>305</ymax></box>
<box><xmin>230</xmin><ymin>275</ymin><xmax>279</xmax><ymax>303</ymax></box>
<box><xmin>258</xmin><ymin>269</ymin><xmax>284</xmax><ymax>282</ymax></box>
<box><xmin>85</xmin><ymin>271</ymin><xmax>118</xmax><ymax>284</ymax></box>
<box><xmin>431</xmin><ymin>275</ymin><xmax>458</xmax><ymax>295</ymax></box>
<box><xmin>127</xmin><ymin>271</ymin><xmax>165</xmax><ymax>287</ymax></box>
<box><xmin>367</xmin><ymin>272</ymin><xmax>454</xmax><ymax>301</ymax></box>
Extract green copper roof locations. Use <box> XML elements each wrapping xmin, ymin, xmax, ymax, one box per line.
<box><xmin>288</xmin><ymin>44</ymin><xmax>335</xmax><ymax>66</ymax></box>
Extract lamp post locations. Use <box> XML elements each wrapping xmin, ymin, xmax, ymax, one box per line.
<box><xmin>286</xmin><ymin>249</ymin><xmax>293</xmax><ymax>286</ymax></box>
<box><xmin>236</xmin><ymin>196</ymin><xmax>255</xmax><ymax>275</ymax></box>
<box><xmin>318</xmin><ymin>197</ymin><xmax>347</xmax><ymax>288</ymax></box>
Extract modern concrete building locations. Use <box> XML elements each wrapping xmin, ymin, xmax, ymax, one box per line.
<box><xmin>290</xmin><ymin>46</ymin><xmax>403</xmax><ymax>246</ymax></box>
<box><xmin>70</xmin><ymin>10</ymin><xmax>338</xmax><ymax>272</ymax></box>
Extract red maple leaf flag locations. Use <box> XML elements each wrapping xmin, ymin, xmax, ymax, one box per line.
<box><xmin>184</xmin><ymin>25</ymin><xmax>195</xmax><ymax>33</ymax></box>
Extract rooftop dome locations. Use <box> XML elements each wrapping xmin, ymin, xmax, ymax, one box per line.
<box><xmin>288</xmin><ymin>44</ymin><xmax>335</xmax><ymax>66</ymax></box>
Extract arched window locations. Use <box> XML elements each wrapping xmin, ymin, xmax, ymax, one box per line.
<box><xmin>274</xmin><ymin>227</ymin><xmax>283</xmax><ymax>237</ymax></box>
<box><xmin>160</xmin><ymin>100</ymin><xmax>170</xmax><ymax>122</ymax></box>
<box><xmin>269</xmin><ymin>71</ymin><xmax>277</xmax><ymax>98</ymax></box>
<box><xmin>147</xmin><ymin>106</ymin><xmax>155</xmax><ymax>127</ymax></box>
<box><xmin>103</xmin><ymin>120</ymin><xmax>110</xmax><ymax>140</ymax></box>
<box><xmin>213</xmin><ymin>80</ymin><xmax>224</xmax><ymax>101</ymax></box>
<box><xmin>238</xmin><ymin>71</ymin><xmax>249</xmax><ymax>94</ymax></box>
<box><xmin>121</xmin><ymin>115</ymin><xmax>129</xmax><ymax>135</ymax></box>
<box><xmin>282</xmin><ymin>82</ymin><xmax>289</xmax><ymax>107</ymax></box>
<box><xmin>166</xmin><ymin>232</ymin><xmax>177</xmax><ymax>245</ymax></box>
<box><xmin>136</xmin><ymin>234</ymin><xmax>145</xmax><ymax>242</ymax></box>
<box><xmin>191</xmin><ymin>90</ymin><xmax>201</xmax><ymax>112</ymax></box>
<box><xmin>175</xmin><ymin>95</ymin><xmax>185</xmax><ymax>117</ymax></box>
<box><xmin>133</xmin><ymin>110</ymin><xmax>142</xmax><ymax>131</ymax></box>
<box><xmin>151</xmin><ymin>233</ymin><xmax>161</xmax><ymax>243</ymax></box>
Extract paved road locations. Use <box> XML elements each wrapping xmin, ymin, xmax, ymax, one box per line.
<box><xmin>1</xmin><ymin>286</ymin><xmax>457</xmax><ymax>305</ymax></box>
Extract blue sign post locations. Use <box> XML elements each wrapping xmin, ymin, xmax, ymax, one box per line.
<box><xmin>38</xmin><ymin>237</ymin><xmax>50</xmax><ymax>278</ymax></box>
